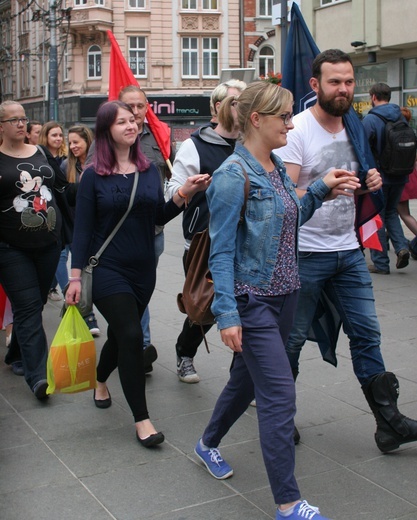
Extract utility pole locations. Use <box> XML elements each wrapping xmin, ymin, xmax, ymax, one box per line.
<box><xmin>280</xmin><ymin>0</ymin><xmax>288</xmax><ymax>70</ymax></box>
<box><xmin>49</xmin><ymin>0</ymin><xmax>58</xmax><ymax>121</ymax></box>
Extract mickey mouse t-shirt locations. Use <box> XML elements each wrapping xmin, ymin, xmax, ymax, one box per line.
<box><xmin>0</xmin><ymin>149</ymin><xmax>62</xmax><ymax>249</ymax></box>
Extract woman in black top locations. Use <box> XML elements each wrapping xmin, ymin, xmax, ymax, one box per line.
<box><xmin>0</xmin><ymin>101</ymin><xmax>69</xmax><ymax>399</ymax></box>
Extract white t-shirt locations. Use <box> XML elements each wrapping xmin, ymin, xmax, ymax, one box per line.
<box><xmin>277</xmin><ymin>109</ymin><xmax>360</xmax><ymax>252</ymax></box>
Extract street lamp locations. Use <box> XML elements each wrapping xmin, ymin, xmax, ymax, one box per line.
<box><xmin>49</xmin><ymin>0</ymin><xmax>58</xmax><ymax>121</ymax></box>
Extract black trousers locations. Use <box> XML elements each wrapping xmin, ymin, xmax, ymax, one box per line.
<box><xmin>95</xmin><ymin>293</ymin><xmax>148</xmax><ymax>422</ymax></box>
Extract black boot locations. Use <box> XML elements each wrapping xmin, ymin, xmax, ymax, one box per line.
<box><xmin>292</xmin><ymin>368</ymin><xmax>300</xmax><ymax>445</ymax></box>
<box><xmin>362</xmin><ymin>371</ymin><xmax>417</xmax><ymax>453</ymax></box>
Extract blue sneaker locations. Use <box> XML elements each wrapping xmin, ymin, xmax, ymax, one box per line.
<box><xmin>276</xmin><ymin>500</ymin><xmax>331</xmax><ymax>519</ymax></box>
<box><xmin>194</xmin><ymin>439</ymin><xmax>233</xmax><ymax>480</ymax></box>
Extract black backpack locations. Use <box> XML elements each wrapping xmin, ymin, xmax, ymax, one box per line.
<box><xmin>373</xmin><ymin>113</ymin><xmax>417</xmax><ymax>176</ymax></box>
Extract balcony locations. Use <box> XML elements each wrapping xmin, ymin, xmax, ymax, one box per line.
<box><xmin>70</xmin><ymin>3</ymin><xmax>113</xmax><ymax>35</ymax></box>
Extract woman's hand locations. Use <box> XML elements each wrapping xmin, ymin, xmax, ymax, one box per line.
<box><xmin>65</xmin><ymin>270</ymin><xmax>82</xmax><ymax>306</ymax></box>
<box><xmin>322</xmin><ymin>169</ymin><xmax>361</xmax><ymax>201</ymax></box>
<box><xmin>173</xmin><ymin>174</ymin><xmax>211</xmax><ymax>207</ymax></box>
<box><xmin>220</xmin><ymin>326</ymin><xmax>242</xmax><ymax>353</ymax></box>
<box><xmin>183</xmin><ymin>173</ymin><xmax>211</xmax><ymax>196</ymax></box>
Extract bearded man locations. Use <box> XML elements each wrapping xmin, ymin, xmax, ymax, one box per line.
<box><xmin>277</xmin><ymin>49</ymin><xmax>417</xmax><ymax>453</ymax></box>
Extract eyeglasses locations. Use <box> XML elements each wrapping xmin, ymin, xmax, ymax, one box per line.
<box><xmin>0</xmin><ymin>117</ymin><xmax>30</xmax><ymax>126</ymax></box>
<box><xmin>259</xmin><ymin>112</ymin><xmax>294</xmax><ymax>126</ymax></box>
<box><xmin>278</xmin><ymin>112</ymin><xmax>294</xmax><ymax>126</ymax></box>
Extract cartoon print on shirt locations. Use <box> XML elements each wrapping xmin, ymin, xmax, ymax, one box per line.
<box><xmin>309</xmin><ymin>140</ymin><xmax>359</xmax><ymax>236</ymax></box>
<box><xmin>6</xmin><ymin>163</ymin><xmax>56</xmax><ymax>231</ymax></box>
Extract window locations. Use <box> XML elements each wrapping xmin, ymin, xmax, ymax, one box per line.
<box><xmin>62</xmin><ymin>47</ymin><xmax>69</xmax><ymax>81</ymax></box>
<box><xmin>320</xmin><ymin>0</ymin><xmax>347</xmax><ymax>5</ymax></box>
<box><xmin>129</xmin><ymin>36</ymin><xmax>147</xmax><ymax>77</ymax></box>
<box><xmin>74</xmin><ymin>0</ymin><xmax>87</xmax><ymax>6</ymax></box>
<box><xmin>259</xmin><ymin>0</ymin><xmax>272</xmax><ymax>17</ymax></box>
<box><xmin>203</xmin><ymin>0</ymin><xmax>217</xmax><ymax>9</ymax></box>
<box><xmin>95</xmin><ymin>0</ymin><xmax>105</xmax><ymax>5</ymax></box>
<box><xmin>87</xmin><ymin>45</ymin><xmax>101</xmax><ymax>79</ymax></box>
<box><xmin>182</xmin><ymin>0</ymin><xmax>197</xmax><ymax>9</ymax></box>
<box><xmin>129</xmin><ymin>0</ymin><xmax>145</xmax><ymax>7</ymax></box>
<box><xmin>259</xmin><ymin>46</ymin><xmax>275</xmax><ymax>78</ymax></box>
<box><xmin>182</xmin><ymin>37</ymin><xmax>198</xmax><ymax>77</ymax></box>
<box><xmin>203</xmin><ymin>38</ymin><xmax>218</xmax><ymax>77</ymax></box>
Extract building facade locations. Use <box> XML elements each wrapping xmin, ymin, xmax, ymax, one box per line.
<box><xmin>0</xmin><ymin>0</ymin><xmax>242</xmax><ymax>133</ymax></box>
<box><xmin>273</xmin><ymin>0</ymin><xmax>417</xmax><ymax>127</ymax></box>
<box><xmin>1</xmin><ymin>1</ymin><xmax>417</xmax><ymax>131</ymax></box>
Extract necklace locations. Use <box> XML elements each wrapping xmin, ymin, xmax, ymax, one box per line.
<box><xmin>116</xmin><ymin>161</ymin><xmax>134</xmax><ymax>175</ymax></box>
<box><xmin>312</xmin><ymin>106</ymin><xmax>342</xmax><ymax>139</ymax></box>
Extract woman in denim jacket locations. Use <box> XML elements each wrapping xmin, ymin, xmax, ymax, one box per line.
<box><xmin>194</xmin><ymin>82</ymin><xmax>360</xmax><ymax>520</ymax></box>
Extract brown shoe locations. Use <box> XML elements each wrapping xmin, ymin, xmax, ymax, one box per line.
<box><xmin>368</xmin><ymin>265</ymin><xmax>390</xmax><ymax>275</ymax></box>
<box><xmin>396</xmin><ymin>249</ymin><xmax>410</xmax><ymax>269</ymax></box>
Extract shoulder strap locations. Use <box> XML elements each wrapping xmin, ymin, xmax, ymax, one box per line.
<box><xmin>371</xmin><ymin>112</ymin><xmax>389</xmax><ymax>124</ymax></box>
<box><xmin>89</xmin><ymin>171</ymin><xmax>139</xmax><ymax>266</ymax></box>
<box><xmin>36</xmin><ymin>144</ymin><xmax>47</xmax><ymax>159</ymax></box>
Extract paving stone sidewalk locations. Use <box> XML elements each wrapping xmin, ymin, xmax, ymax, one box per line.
<box><xmin>1</xmin><ymin>211</ymin><xmax>417</xmax><ymax>520</ymax></box>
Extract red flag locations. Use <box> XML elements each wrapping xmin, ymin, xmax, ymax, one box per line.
<box><xmin>359</xmin><ymin>215</ymin><xmax>383</xmax><ymax>251</ymax></box>
<box><xmin>107</xmin><ymin>31</ymin><xmax>172</xmax><ymax>164</ymax></box>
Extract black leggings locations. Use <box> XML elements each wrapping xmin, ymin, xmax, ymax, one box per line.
<box><xmin>94</xmin><ymin>293</ymin><xmax>147</xmax><ymax>422</ymax></box>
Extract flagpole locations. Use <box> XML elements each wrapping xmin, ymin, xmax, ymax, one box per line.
<box><xmin>280</xmin><ymin>0</ymin><xmax>288</xmax><ymax>70</ymax></box>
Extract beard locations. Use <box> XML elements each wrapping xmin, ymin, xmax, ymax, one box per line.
<box><xmin>317</xmin><ymin>87</ymin><xmax>353</xmax><ymax>117</ymax></box>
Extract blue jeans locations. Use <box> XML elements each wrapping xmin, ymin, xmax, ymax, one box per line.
<box><xmin>203</xmin><ymin>292</ymin><xmax>300</xmax><ymax>505</ymax></box>
<box><xmin>0</xmin><ymin>241</ymin><xmax>61</xmax><ymax>389</ymax></box>
<box><xmin>370</xmin><ymin>183</ymin><xmax>408</xmax><ymax>272</ymax></box>
<box><xmin>141</xmin><ymin>231</ymin><xmax>164</xmax><ymax>347</ymax></box>
<box><xmin>286</xmin><ymin>249</ymin><xmax>385</xmax><ymax>386</ymax></box>
<box><xmin>52</xmin><ymin>245</ymin><xmax>69</xmax><ymax>292</ymax></box>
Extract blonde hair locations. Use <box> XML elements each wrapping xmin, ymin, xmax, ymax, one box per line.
<box><xmin>217</xmin><ymin>96</ymin><xmax>238</xmax><ymax>133</ymax></box>
<box><xmin>39</xmin><ymin>121</ymin><xmax>68</xmax><ymax>158</ymax></box>
<box><xmin>210</xmin><ymin>79</ymin><xmax>247</xmax><ymax>117</ymax></box>
<box><xmin>234</xmin><ymin>81</ymin><xmax>293</xmax><ymax>141</ymax></box>
<box><xmin>0</xmin><ymin>100</ymin><xmax>25</xmax><ymax>120</ymax></box>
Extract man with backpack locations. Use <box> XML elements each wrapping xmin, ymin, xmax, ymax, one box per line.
<box><xmin>363</xmin><ymin>82</ymin><xmax>417</xmax><ymax>274</ymax></box>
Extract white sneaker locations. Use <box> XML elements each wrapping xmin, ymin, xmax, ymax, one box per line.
<box><xmin>48</xmin><ymin>288</ymin><xmax>62</xmax><ymax>301</ymax></box>
<box><xmin>177</xmin><ymin>356</ymin><xmax>200</xmax><ymax>383</ymax></box>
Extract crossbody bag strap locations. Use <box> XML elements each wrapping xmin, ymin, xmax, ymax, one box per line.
<box><xmin>89</xmin><ymin>171</ymin><xmax>139</xmax><ymax>266</ymax></box>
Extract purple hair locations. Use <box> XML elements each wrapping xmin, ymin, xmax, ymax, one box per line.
<box><xmin>93</xmin><ymin>100</ymin><xmax>150</xmax><ymax>176</ymax></box>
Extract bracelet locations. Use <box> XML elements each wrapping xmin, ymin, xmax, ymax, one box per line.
<box><xmin>177</xmin><ymin>188</ymin><xmax>189</xmax><ymax>207</ymax></box>
<box><xmin>68</xmin><ymin>277</ymin><xmax>81</xmax><ymax>282</ymax></box>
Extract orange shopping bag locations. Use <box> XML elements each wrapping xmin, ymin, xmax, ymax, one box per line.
<box><xmin>47</xmin><ymin>305</ymin><xmax>96</xmax><ymax>394</ymax></box>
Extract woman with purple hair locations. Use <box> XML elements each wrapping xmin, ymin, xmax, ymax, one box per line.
<box><xmin>65</xmin><ymin>100</ymin><xmax>209</xmax><ymax>447</ymax></box>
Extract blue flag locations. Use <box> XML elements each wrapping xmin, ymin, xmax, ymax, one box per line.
<box><xmin>282</xmin><ymin>2</ymin><xmax>320</xmax><ymax>114</ymax></box>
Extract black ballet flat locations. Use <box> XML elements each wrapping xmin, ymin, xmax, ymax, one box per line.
<box><xmin>93</xmin><ymin>388</ymin><xmax>112</xmax><ymax>409</ymax></box>
<box><xmin>136</xmin><ymin>431</ymin><xmax>165</xmax><ymax>448</ymax></box>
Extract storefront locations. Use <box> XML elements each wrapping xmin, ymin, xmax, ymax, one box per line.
<box><xmin>353</xmin><ymin>63</ymin><xmax>387</xmax><ymax>119</ymax></box>
<box><xmin>403</xmin><ymin>58</ymin><xmax>417</xmax><ymax>132</ymax></box>
<box><xmin>22</xmin><ymin>93</ymin><xmax>212</xmax><ymax>144</ymax></box>
<box><xmin>353</xmin><ymin>59</ymin><xmax>417</xmax><ymax>131</ymax></box>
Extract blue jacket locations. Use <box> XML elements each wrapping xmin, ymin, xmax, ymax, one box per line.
<box><xmin>206</xmin><ymin>142</ymin><xmax>330</xmax><ymax>330</ymax></box>
<box><xmin>362</xmin><ymin>103</ymin><xmax>408</xmax><ymax>185</ymax></box>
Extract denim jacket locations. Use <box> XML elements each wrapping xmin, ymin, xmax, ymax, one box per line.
<box><xmin>206</xmin><ymin>142</ymin><xmax>330</xmax><ymax>330</ymax></box>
